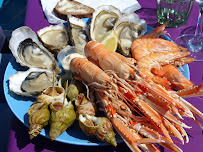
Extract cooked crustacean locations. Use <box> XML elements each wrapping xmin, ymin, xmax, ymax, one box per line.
<box><xmin>8</xmin><ymin>68</ymin><xmax>56</xmax><ymax>96</ymax></box>
<box><xmin>114</xmin><ymin>13</ymin><xmax>147</xmax><ymax>56</ymax></box>
<box><xmin>79</xmin><ymin>114</ymin><xmax>117</xmax><ymax>147</ymax></box>
<box><xmin>67</xmin><ymin>15</ymin><xmax>90</xmax><ymax>48</ymax></box>
<box><xmin>69</xmin><ymin>35</ymin><xmax>203</xmax><ymax>151</ymax></box>
<box><xmin>28</xmin><ymin>102</ymin><xmax>50</xmax><ymax>139</ymax></box>
<box><xmin>9</xmin><ymin>26</ymin><xmax>61</xmax><ymax>74</ymax></box>
<box><xmin>49</xmin><ymin>99</ymin><xmax>76</xmax><ymax>140</ymax></box>
<box><xmin>70</xmin><ymin>57</ymin><xmax>184</xmax><ymax>152</ymax></box>
<box><xmin>37</xmin><ymin>24</ymin><xmax>69</xmax><ymax>55</ymax></box>
<box><xmin>90</xmin><ymin>5</ymin><xmax>122</xmax><ymax>41</ymax></box>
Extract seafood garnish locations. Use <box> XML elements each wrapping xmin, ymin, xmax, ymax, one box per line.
<box><xmin>49</xmin><ymin>99</ymin><xmax>76</xmax><ymax>140</ymax></box>
<box><xmin>37</xmin><ymin>24</ymin><xmax>69</xmax><ymax>55</ymax></box>
<box><xmin>67</xmin><ymin>15</ymin><xmax>90</xmax><ymax>48</ymax></box>
<box><xmin>90</xmin><ymin>5</ymin><xmax>122</xmax><ymax>41</ymax></box>
<box><xmin>79</xmin><ymin>114</ymin><xmax>117</xmax><ymax>147</ymax></box>
<box><xmin>9</xmin><ymin>26</ymin><xmax>61</xmax><ymax>74</ymax></box>
<box><xmin>114</xmin><ymin>13</ymin><xmax>147</xmax><ymax>56</ymax></box>
<box><xmin>8</xmin><ymin>68</ymin><xmax>55</xmax><ymax>96</ymax></box>
<box><xmin>28</xmin><ymin>102</ymin><xmax>50</xmax><ymax>139</ymax></box>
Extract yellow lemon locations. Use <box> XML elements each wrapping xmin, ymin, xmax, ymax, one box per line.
<box><xmin>99</xmin><ymin>30</ymin><xmax>118</xmax><ymax>52</ymax></box>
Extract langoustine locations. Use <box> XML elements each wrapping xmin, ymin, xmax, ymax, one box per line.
<box><xmin>77</xmin><ymin>39</ymin><xmax>203</xmax><ymax>151</ymax></box>
<box><xmin>70</xmin><ymin>57</ymin><xmax>183</xmax><ymax>152</ymax></box>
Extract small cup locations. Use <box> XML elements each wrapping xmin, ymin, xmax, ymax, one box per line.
<box><xmin>57</xmin><ymin>46</ymin><xmax>86</xmax><ymax>72</ymax></box>
<box><xmin>157</xmin><ymin>0</ymin><xmax>194</xmax><ymax>27</ymax></box>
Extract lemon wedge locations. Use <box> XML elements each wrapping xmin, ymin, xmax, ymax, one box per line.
<box><xmin>99</xmin><ymin>30</ymin><xmax>118</xmax><ymax>52</ymax></box>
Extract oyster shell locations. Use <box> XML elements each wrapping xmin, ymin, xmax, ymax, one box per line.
<box><xmin>9</xmin><ymin>26</ymin><xmax>61</xmax><ymax>73</ymax></box>
<box><xmin>8</xmin><ymin>68</ymin><xmax>55</xmax><ymax>96</ymax></box>
<box><xmin>37</xmin><ymin>24</ymin><xmax>69</xmax><ymax>55</ymax></box>
<box><xmin>67</xmin><ymin>15</ymin><xmax>90</xmax><ymax>48</ymax></box>
<box><xmin>90</xmin><ymin>5</ymin><xmax>122</xmax><ymax>41</ymax></box>
<box><xmin>114</xmin><ymin>13</ymin><xmax>147</xmax><ymax>56</ymax></box>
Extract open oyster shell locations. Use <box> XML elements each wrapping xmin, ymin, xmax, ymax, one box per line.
<box><xmin>114</xmin><ymin>13</ymin><xmax>147</xmax><ymax>56</ymax></box>
<box><xmin>8</xmin><ymin>68</ymin><xmax>56</xmax><ymax>96</ymax></box>
<box><xmin>90</xmin><ymin>5</ymin><xmax>122</xmax><ymax>41</ymax></box>
<box><xmin>9</xmin><ymin>26</ymin><xmax>61</xmax><ymax>74</ymax></box>
<box><xmin>37</xmin><ymin>24</ymin><xmax>69</xmax><ymax>55</ymax></box>
<box><xmin>67</xmin><ymin>15</ymin><xmax>90</xmax><ymax>48</ymax></box>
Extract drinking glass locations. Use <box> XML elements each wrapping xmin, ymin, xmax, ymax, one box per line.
<box><xmin>157</xmin><ymin>0</ymin><xmax>194</xmax><ymax>27</ymax></box>
<box><xmin>175</xmin><ymin>0</ymin><xmax>203</xmax><ymax>61</ymax></box>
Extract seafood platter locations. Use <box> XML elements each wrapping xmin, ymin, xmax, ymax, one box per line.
<box><xmin>3</xmin><ymin>5</ymin><xmax>203</xmax><ymax>152</ymax></box>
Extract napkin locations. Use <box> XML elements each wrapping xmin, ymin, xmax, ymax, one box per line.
<box><xmin>40</xmin><ymin>0</ymin><xmax>141</xmax><ymax>24</ymax></box>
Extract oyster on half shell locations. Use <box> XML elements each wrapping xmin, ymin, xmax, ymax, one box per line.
<box><xmin>67</xmin><ymin>15</ymin><xmax>90</xmax><ymax>48</ymax></box>
<box><xmin>114</xmin><ymin>13</ymin><xmax>147</xmax><ymax>56</ymax></box>
<box><xmin>37</xmin><ymin>24</ymin><xmax>69</xmax><ymax>55</ymax></box>
<box><xmin>8</xmin><ymin>68</ymin><xmax>56</xmax><ymax>96</ymax></box>
<box><xmin>9</xmin><ymin>26</ymin><xmax>61</xmax><ymax>74</ymax></box>
<box><xmin>90</xmin><ymin>5</ymin><xmax>122</xmax><ymax>41</ymax></box>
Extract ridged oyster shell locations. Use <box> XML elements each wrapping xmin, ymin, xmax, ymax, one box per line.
<box><xmin>9</xmin><ymin>26</ymin><xmax>61</xmax><ymax>74</ymax></box>
<box><xmin>37</xmin><ymin>24</ymin><xmax>69</xmax><ymax>55</ymax></box>
<box><xmin>67</xmin><ymin>15</ymin><xmax>90</xmax><ymax>48</ymax></box>
<box><xmin>8</xmin><ymin>68</ymin><xmax>55</xmax><ymax>96</ymax></box>
<box><xmin>114</xmin><ymin>13</ymin><xmax>147</xmax><ymax>56</ymax></box>
<box><xmin>90</xmin><ymin>5</ymin><xmax>122</xmax><ymax>41</ymax></box>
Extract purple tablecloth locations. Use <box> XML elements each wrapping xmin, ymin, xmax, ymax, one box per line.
<box><xmin>7</xmin><ymin>0</ymin><xmax>203</xmax><ymax>152</ymax></box>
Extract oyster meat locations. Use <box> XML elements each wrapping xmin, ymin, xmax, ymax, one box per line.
<box><xmin>9</xmin><ymin>26</ymin><xmax>61</xmax><ymax>73</ymax></box>
<box><xmin>114</xmin><ymin>13</ymin><xmax>147</xmax><ymax>56</ymax></box>
<box><xmin>8</xmin><ymin>68</ymin><xmax>55</xmax><ymax>96</ymax></box>
<box><xmin>67</xmin><ymin>15</ymin><xmax>90</xmax><ymax>48</ymax></box>
<box><xmin>90</xmin><ymin>5</ymin><xmax>122</xmax><ymax>41</ymax></box>
<box><xmin>37</xmin><ymin>24</ymin><xmax>69</xmax><ymax>55</ymax></box>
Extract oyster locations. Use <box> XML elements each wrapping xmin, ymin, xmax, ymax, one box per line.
<box><xmin>90</xmin><ymin>5</ymin><xmax>122</xmax><ymax>41</ymax></box>
<box><xmin>37</xmin><ymin>24</ymin><xmax>69</xmax><ymax>55</ymax></box>
<box><xmin>8</xmin><ymin>68</ymin><xmax>55</xmax><ymax>96</ymax></box>
<box><xmin>114</xmin><ymin>13</ymin><xmax>147</xmax><ymax>56</ymax></box>
<box><xmin>67</xmin><ymin>15</ymin><xmax>90</xmax><ymax>48</ymax></box>
<box><xmin>9</xmin><ymin>26</ymin><xmax>61</xmax><ymax>73</ymax></box>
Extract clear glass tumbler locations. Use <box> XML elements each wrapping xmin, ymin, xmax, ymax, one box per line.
<box><xmin>157</xmin><ymin>0</ymin><xmax>194</xmax><ymax>27</ymax></box>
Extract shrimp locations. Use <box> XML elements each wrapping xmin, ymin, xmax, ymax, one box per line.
<box><xmin>136</xmin><ymin>51</ymin><xmax>190</xmax><ymax>87</ymax></box>
<box><xmin>162</xmin><ymin>64</ymin><xmax>194</xmax><ymax>90</ymax></box>
<box><xmin>131</xmin><ymin>23</ymin><xmax>187</xmax><ymax>61</ymax></box>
